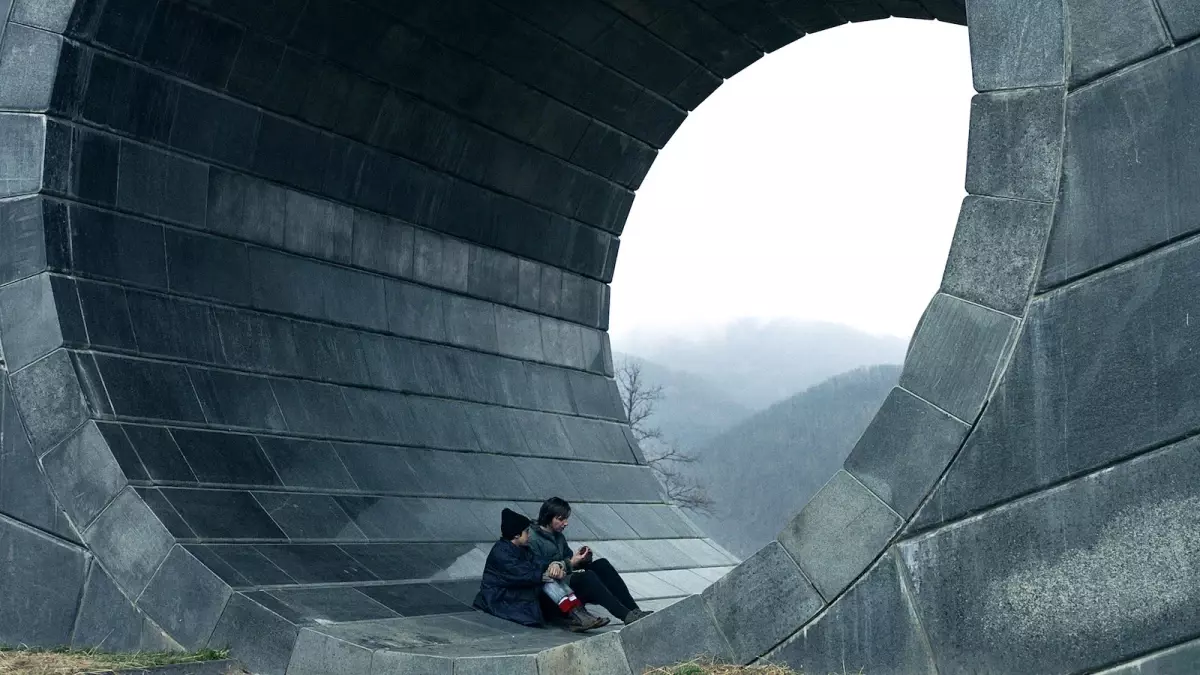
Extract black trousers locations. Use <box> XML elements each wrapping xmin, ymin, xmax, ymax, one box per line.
<box><xmin>569</xmin><ymin>558</ymin><xmax>640</xmax><ymax>620</ymax></box>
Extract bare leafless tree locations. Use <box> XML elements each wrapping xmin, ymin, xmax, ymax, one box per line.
<box><xmin>616</xmin><ymin>358</ymin><xmax>715</xmax><ymax>516</ymax></box>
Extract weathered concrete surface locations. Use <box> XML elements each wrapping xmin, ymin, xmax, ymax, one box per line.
<box><xmin>1</xmin><ymin>1</ymin><xmax>1198</xmax><ymax>674</ymax></box>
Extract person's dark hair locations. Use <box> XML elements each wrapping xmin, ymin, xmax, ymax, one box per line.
<box><xmin>537</xmin><ymin>497</ymin><xmax>571</xmax><ymax>527</ymax></box>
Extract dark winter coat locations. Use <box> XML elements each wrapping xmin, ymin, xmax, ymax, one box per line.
<box><xmin>473</xmin><ymin>539</ymin><xmax>546</xmax><ymax>627</ymax></box>
<box><xmin>528</xmin><ymin>525</ymin><xmax>576</xmax><ymax>572</ymax></box>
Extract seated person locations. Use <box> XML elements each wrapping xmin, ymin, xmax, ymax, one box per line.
<box><xmin>474</xmin><ymin>508</ymin><xmax>606</xmax><ymax>632</ymax></box>
<box><xmin>528</xmin><ymin>497</ymin><xmax>653</xmax><ymax>625</ymax></box>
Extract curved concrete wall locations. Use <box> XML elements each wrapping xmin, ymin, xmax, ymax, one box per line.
<box><xmin>0</xmin><ymin>0</ymin><xmax>1197</xmax><ymax>674</ymax></box>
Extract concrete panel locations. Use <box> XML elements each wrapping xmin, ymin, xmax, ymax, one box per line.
<box><xmin>619</xmin><ymin>594</ymin><xmax>733</xmax><ymax>674</ymax></box>
<box><xmin>40</xmin><ymin>421</ymin><xmax>127</xmax><ymax>529</ymax></box>
<box><xmin>914</xmin><ymin>237</ymin><xmax>1200</xmax><ymax>529</ymax></box>
<box><xmin>1064</xmin><ymin>0</ymin><xmax>1167</xmax><ymax>84</ymax></box>
<box><xmin>768</xmin><ymin>552</ymin><xmax>937</xmax><ymax>675</ymax></box>
<box><xmin>701</xmin><ymin>541</ymin><xmax>824</xmax><ymax>664</ymax></box>
<box><xmin>965</xmin><ymin>87</ymin><xmax>1064</xmax><ymax>202</ymax></box>
<box><xmin>844</xmin><ymin>388</ymin><xmax>970</xmax><ymax>518</ymax></box>
<box><xmin>207</xmin><ymin>593</ymin><xmax>299</xmax><ymax>675</ymax></box>
<box><xmin>900</xmin><ymin>436</ymin><xmax>1200</xmax><ymax>675</ymax></box>
<box><xmin>1156</xmin><ymin>0</ymin><xmax>1200</xmax><ymax>41</ymax></box>
<box><xmin>900</xmin><ymin>293</ymin><xmax>1017</xmax><ymax>423</ymax></box>
<box><xmin>535</xmin><ymin>629</ymin><xmax>631</xmax><ymax>675</ymax></box>
<box><xmin>1095</xmin><ymin>636</ymin><xmax>1200</xmax><ymax>675</ymax></box>
<box><xmin>82</xmin><ymin>487</ymin><xmax>174</xmax><ymax>597</ymax></box>
<box><xmin>138</xmin><ymin>546</ymin><xmax>233</xmax><ymax>649</ymax></box>
<box><xmin>777</xmin><ymin>471</ymin><xmax>902</xmax><ymax>601</ymax></box>
<box><xmin>967</xmin><ymin>0</ymin><xmax>1065</xmax><ymax>91</ymax></box>
<box><xmin>0</xmin><ymin>515</ymin><xmax>87</xmax><ymax>647</ymax></box>
<box><xmin>1042</xmin><ymin>42</ymin><xmax>1200</xmax><ymax>288</ymax></box>
<box><xmin>940</xmin><ymin>196</ymin><xmax>1054</xmax><ymax>315</ymax></box>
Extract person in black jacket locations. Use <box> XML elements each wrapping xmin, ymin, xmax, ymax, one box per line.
<box><xmin>473</xmin><ymin>508</ymin><xmax>606</xmax><ymax>632</ymax></box>
<box><xmin>527</xmin><ymin>497</ymin><xmax>653</xmax><ymax>625</ymax></box>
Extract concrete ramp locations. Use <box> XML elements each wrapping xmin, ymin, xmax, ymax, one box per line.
<box><xmin>0</xmin><ymin>0</ymin><xmax>1197</xmax><ymax>673</ymax></box>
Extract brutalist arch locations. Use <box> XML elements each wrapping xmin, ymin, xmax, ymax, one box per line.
<box><xmin>0</xmin><ymin>1</ymin><xmax>1197</xmax><ymax>674</ymax></box>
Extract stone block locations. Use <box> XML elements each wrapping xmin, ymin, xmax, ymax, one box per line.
<box><xmin>288</xmin><ymin>628</ymin><xmax>374</xmax><ymax>675</ymax></box>
<box><xmin>253</xmin><ymin>492</ymin><xmax>366</xmax><ymax>541</ymax></box>
<box><xmin>777</xmin><ymin>471</ymin><xmax>902</xmax><ymax>601</ymax></box>
<box><xmin>619</xmin><ymin>594</ymin><xmax>733</xmax><ymax>674</ymax></box>
<box><xmin>353</xmin><ymin>210</ymin><xmax>414</xmax><ymax>278</ymax></box>
<box><xmin>701</xmin><ymin>541</ymin><xmax>824</xmax><ymax>664</ymax></box>
<box><xmin>0</xmin><ymin>22</ymin><xmax>63</xmax><ymax>111</ymax></box>
<box><xmin>768</xmin><ymin>552</ymin><xmax>937</xmax><ymax>675</ymax></box>
<box><xmin>189</xmin><ymin>367</ymin><xmax>288</xmax><ymax>431</ymax></box>
<box><xmin>93</xmin><ymin>354</ymin><xmax>206</xmax><ymax>424</ymax></box>
<box><xmin>164</xmin><ymin>228</ymin><xmax>252</xmax><ymax>305</ymax></box>
<box><xmin>115</xmin><ymin>141</ymin><xmax>208</xmax><ymax>227</ymax></box>
<box><xmin>1064</xmin><ymin>0</ymin><xmax>1167</xmax><ymax>85</ymax></box>
<box><xmin>0</xmin><ymin>273</ymin><xmax>64</xmax><ymax>371</ymax></box>
<box><xmin>121</xmin><ymin>424</ymin><xmax>195</xmax><ymax>482</ymax></box>
<box><xmin>0</xmin><ymin>376</ymin><xmax>75</xmax><ymax>538</ymax></box>
<box><xmin>965</xmin><ymin>87</ymin><xmax>1064</xmax><ymax>202</ymax></box>
<box><xmin>385</xmin><ymin>281</ymin><xmax>447</xmax><ymax>343</ymax></box>
<box><xmin>941</xmin><ymin>196</ymin><xmax>1053</xmax><ymax>315</ymax></box>
<box><xmin>284</xmin><ymin>190</ymin><xmax>353</xmax><ymax>264</ymax></box>
<box><xmin>900</xmin><ymin>293</ymin><xmax>1017</xmax><ymax>423</ymax></box>
<box><xmin>495</xmin><ymin>306</ymin><xmax>545</xmax><ymax>362</ymax></box>
<box><xmin>40</xmin><ymin>421</ymin><xmax>127</xmax><ymax>529</ymax></box>
<box><xmin>12</xmin><ymin>0</ymin><xmax>75</xmax><ymax>32</ymax></box>
<box><xmin>72</xmin><ymin>563</ymin><xmax>147</xmax><ymax>652</ymax></box>
<box><xmin>0</xmin><ymin>515</ymin><xmax>88</xmax><ymax>647</ymax></box>
<box><xmin>0</xmin><ymin>113</ymin><xmax>45</xmax><ymax>197</ymax></box>
<box><xmin>1095</xmin><ymin>636</ymin><xmax>1200</xmax><ymax>675</ymax></box>
<box><xmin>453</xmin><ymin>654</ymin><xmax>538</xmax><ymax>675</ymax></box>
<box><xmin>371</xmin><ymin>651</ymin><xmax>454</xmax><ymax>675</ymax></box>
<box><xmin>169</xmin><ymin>86</ymin><xmax>259</xmax><ymax>168</ymax></box>
<box><xmin>1042</xmin><ymin>42</ymin><xmax>1200</xmax><ymax>287</ymax></box>
<box><xmin>76</xmin><ymin>280</ymin><xmax>138</xmax><ymax>351</ymax></box>
<box><xmin>259</xmin><ymin>438</ymin><xmax>357</xmax><ymax>491</ymax></box>
<box><xmin>68</xmin><ymin>204</ymin><xmax>167</xmax><ymax>288</ymax></box>
<box><xmin>444</xmin><ymin>295</ymin><xmax>498</xmax><ymax>352</ymax></box>
<box><xmin>966</xmin><ymin>0</ymin><xmax>1065</xmax><ymax>90</ymax></box>
<box><xmin>524</xmin><ymin>363</ymin><xmax>576</xmax><ymax>414</ymax></box>
<box><xmin>162</xmin><ymin>488</ymin><xmax>285</xmax><ymax>539</ymax></box>
<box><xmin>8</xmin><ymin>348</ymin><xmax>89</xmax><ymax>452</ymax></box>
<box><xmin>540</xmin><ymin>624</ymin><xmax>633</xmax><ymax>667</ymax></box>
<box><xmin>207</xmin><ymin>593</ymin><xmax>298</xmax><ymax>675</ymax></box>
<box><xmin>844</xmin><ymin>388</ymin><xmax>970</xmax><ymax>518</ymax></box>
<box><xmin>1157</xmin><ymin>0</ymin><xmax>1200</xmax><ymax>41</ymax></box>
<box><xmin>138</xmin><ymin>546</ymin><xmax>232</xmax><ymax>649</ymax></box>
<box><xmin>899</xmin><ymin>435</ymin><xmax>1200</xmax><ymax>675</ymax></box>
<box><xmin>914</xmin><ymin>236</ymin><xmax>1200</xmax><ymax>528</ymax></box>
<box><xmin>0</xmin><ymin>197</ymin><xmax>61</xmax><ymax>285</ymax></box>
<box><xmin>82</xmin><ymin>487</ymin><xmax>175</xmax><ymax>596</ymax></box>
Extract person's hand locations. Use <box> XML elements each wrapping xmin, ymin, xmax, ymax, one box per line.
<box><xmin>570</xmin><ymin>550</ymin><xmax>588</xmax><ymax>568</ymax></box>
<box><xmin>579</xmin><ymin>546</ymin><xmax>592</xmax><ymax>560</ymax></box>
<box><xmin>546</xmin><ymin>561</ymin><xmax>565</xmax><ymax>580</ymax></box>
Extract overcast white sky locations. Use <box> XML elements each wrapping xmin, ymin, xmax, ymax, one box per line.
<box><xmin>609</xmin><ymin>20</ymin><xmax>974</xmax><ymax>345</ymax></box>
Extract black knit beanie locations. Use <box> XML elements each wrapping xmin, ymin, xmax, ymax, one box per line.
<box><xmin>501</xmin><ymin>508</ymin><xmax>531</xmax><ymax>540</ymax></box>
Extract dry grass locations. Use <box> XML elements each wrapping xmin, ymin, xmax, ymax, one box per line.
<box><xmin>0</xmin><ymin>647</ymin><xmax>231</xmax><ymax>674</ymax></box>
<box><xmin>643</xmin><ymin>657</ymin><xmax>865</xmax><ymax>675</ymax></box>
<box><xmin>643</xmin><ymin>658</ymin><xmax>801</xmax><ymax>675</ymax></box>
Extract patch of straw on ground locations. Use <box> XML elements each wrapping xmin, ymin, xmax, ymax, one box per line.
<box><xmin>0</xmin><ymin>647</ymin><xmax>230</xmax><ymax>674</ymax></box>
<box><xmin>643</xmin><ymin>657</ymin><xmax>800</xmax><ymax>675</ymax></box>
<box><xmin>643</xmin><ymin>657</ymin><xmax>866</xmax><ymax>675</ymax></box>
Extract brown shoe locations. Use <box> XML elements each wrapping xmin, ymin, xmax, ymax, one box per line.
<box><xmin>623</xmin><ymin>609</ymin><xmax>651</xmax><ymax>624</ymax></box>
<box><xmin>567</xmin><ymin>607</ymin><xmax>606</xmax><ymax>632</ymax></box>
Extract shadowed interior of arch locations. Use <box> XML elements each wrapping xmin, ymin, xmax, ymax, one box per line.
<box><xmin>3</xmin><ymin>0</ymin><xmax>1199</xmax><ymax>673</ymax></box>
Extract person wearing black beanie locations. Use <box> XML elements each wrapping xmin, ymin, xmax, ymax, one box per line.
<box><xmin>473</xmin><ymin>508</ymin><xmax>606</xmax><ymax>632</ymax></box>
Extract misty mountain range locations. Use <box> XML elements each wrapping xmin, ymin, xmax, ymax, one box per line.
<box><xmin>618</xmin><ymin>318</ymin><xmax>907</xmax><ymax>410</ymax></box>
<box><xmin>613</xmin><ymin>319</ymin><xmax>907</xmax><ymax>557</ymax></box>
